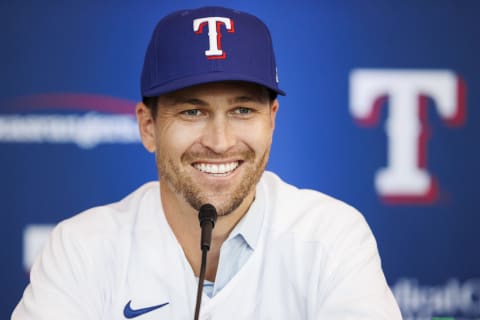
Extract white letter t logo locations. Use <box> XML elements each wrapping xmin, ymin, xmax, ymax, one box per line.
<box><xmin>349</xmin><ymin>69</ymin><xmax>466</xmax><ymax>204</ymax></box>
<box><xmin>193</xmin><ymin>17</ymin><xmax>235</xmax><ymax>59</ymax></box>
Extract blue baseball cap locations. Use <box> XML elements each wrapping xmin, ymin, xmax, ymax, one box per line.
<box><xmin>141</xmin><ymin>6</ymin><xmax>285</xmax><ymax>97</ymax></box>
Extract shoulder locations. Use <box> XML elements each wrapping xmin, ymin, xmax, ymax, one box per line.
<box><xmin>38</xmin><ymin>181</ymin><xmax>161</xmax><ymax>280</ymax></box>
<box><xmin>258</xmin><ymin>172</ymin><xmax>401</xmax><ymax>317</ymax></box>
<box><xmin>259</xmin><ymin>171</ymin><xmax>373</xmax><ymax>247</ymax></box>
<box><xmin>55</xmin><ymin>181</ymin><xmax>160</xmax><ymax>242</ymax></box>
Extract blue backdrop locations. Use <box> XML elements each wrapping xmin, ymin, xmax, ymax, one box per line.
<box><xmin>2</xmin><ymin>1</ymin><xmax>479</xmax><ymax>319</ymax></box>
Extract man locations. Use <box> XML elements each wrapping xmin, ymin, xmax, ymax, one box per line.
<box><xmin>12</xmin><ymin>6</ymin><xmax>402</xmax><ymax>319</ymax></box>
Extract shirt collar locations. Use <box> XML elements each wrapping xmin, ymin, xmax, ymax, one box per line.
<box><xmin>226</xmin><ymin>183</ymin><xmax>265</xmax><ymax>251</ymax></box>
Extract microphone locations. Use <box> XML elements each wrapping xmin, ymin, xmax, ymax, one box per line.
<box><xmin>194</xmin><ymin>204</ymin><xmax>217</xmax><ymax>320</ymax></box>
<box><xmin>198</xmin><ymin>203</ymin><xmax>217</xmax><ymax>250</ymax></box>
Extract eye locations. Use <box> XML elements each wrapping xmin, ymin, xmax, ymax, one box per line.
<box><xmin>233</xmin><ymin>107</ymin><xmax>253</xmax><ymax>115</ymax></box>
<box><xmin>181</xmin><ymin>109</ymin><xmax>203</xmax><ymax>117</ymax></box>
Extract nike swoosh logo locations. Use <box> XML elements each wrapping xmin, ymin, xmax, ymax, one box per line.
<box><xmin>123</xmin><ymin>300</ymin><xmax>169</xmax><ymax>318</ymax></box>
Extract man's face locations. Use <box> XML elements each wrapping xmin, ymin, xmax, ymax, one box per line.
<box><xmin>138</xmin><ymin>81</ymin><xmax>278</xmax><ymax>216</ymax></box>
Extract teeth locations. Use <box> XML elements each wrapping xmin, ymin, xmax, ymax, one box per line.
<box><xmin>194</xmin><ymin>162</ymin><xmax>239</xmax><ymax>176</ymax></box>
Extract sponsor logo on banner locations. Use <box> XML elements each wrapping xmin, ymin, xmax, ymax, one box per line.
<box><xmin>349</xmin><ymin>69</ymin><xmax>466</xmax><ymax>204</ymax></box>
<box><xmin>0</xmin><ymin>93</ymin><xmax>140</xmax><ymax>148</ymax></box>
<box><xmin>392</xmin><ymin>277</ymin><xmax>480</xmax><ymax>320</ymax></box>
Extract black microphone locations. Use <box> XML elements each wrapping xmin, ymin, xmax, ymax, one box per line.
<box><xmin>198</xmin><ymin>203</ymin><xmax>217</xmax><ymax>250</ymax></box>
<box><xmin>194</xmin><ymin>204</ymin><xmax>217</xmax><ymax>320</ymax></box>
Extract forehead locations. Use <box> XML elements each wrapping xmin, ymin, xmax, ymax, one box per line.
<box><xmin>158</xmin><ymin>81</ymin><xmax>270</xmax><ymax>104</ymax></box>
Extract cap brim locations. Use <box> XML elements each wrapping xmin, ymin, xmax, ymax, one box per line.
<box><xmin>142</xmin><ymin>72</ymin><xmax>286</xmax><ymax>97</ymax></box>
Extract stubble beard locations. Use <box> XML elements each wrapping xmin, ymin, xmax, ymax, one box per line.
<box><xmin>157</xmin><ymin>147</ymin><xmax>270</xmax><ymax>216</ymax></box>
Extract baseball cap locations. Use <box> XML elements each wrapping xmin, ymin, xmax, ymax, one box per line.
<box><xmin>141</xmin><ymin>6</ymin><xmax>285</xmax><ymax>97</ymax></box>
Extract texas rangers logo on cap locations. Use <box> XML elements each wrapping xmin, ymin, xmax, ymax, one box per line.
<box><xmin>193</xmin><ymin>17</ymin><xmax>235</xmax><ymax>60</ymax></box>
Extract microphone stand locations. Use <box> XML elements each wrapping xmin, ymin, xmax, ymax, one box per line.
<box><xmin>194</xmin><ymin>204</ymin><xmax>217</xmax><ymax>320</ymax></box>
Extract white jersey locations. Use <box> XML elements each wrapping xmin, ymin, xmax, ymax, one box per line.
<box><xmin>12</xmin><ymin>171</ymin><xmax>402</xmax><ymax>319</ymax></box>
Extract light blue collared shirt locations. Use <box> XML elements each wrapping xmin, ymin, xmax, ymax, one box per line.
<box><xmin>203</xmin><ymin>186</ymin><xmax>265</xmax><ymax>298</ymax></box>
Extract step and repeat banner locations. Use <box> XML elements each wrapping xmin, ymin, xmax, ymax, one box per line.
<box><xmin>1</xmin><ymin>1</ymin><xmax>479</xmax><ymax>319</ymax></box>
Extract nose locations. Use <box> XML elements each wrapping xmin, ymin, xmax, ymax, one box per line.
<box><xmin>200</xmin><ymin>115</ymin><xmax>236</xmax><ymax>154</ymax></box>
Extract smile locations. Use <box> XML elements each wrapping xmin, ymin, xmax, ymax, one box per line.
<box><xmin>193</xmin><ymin>161</ymin><xmax>240</xmax><ymax>176</ymax></box>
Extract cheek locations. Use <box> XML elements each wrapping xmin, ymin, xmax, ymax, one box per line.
<box><xmin>237</xmin><ymin>122</ymin><xmax>274</xmax><ymax>151</ymax></box>
<box><xmin>155</xmin><ymin>122</ymin><xmax>202</xmax><ymax>155</ymax></box>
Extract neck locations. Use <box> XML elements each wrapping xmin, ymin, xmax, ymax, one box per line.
<box><xmin>159</xmin><ymin>180</ymin><xmax>255</xmax><ymax>281</ymax></box>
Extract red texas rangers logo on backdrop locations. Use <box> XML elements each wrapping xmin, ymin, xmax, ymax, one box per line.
<box><xmin>193</xmin><ymin>16</ymin><xmax>235</xmax><ymax>59</ymax></box>
<box><xmin>349</xmin><ymin>69</ymin><xmax>466</xmax><ymax>205</ymax></box>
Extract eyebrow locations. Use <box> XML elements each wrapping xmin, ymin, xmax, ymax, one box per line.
<box><xmin>230</xmin><ymin>95</ymin><xmax>268</xmax><ymax>104</ymax></box>
<box><xmin>169</xmin><ymin>98</ymin><xmax>208</xmax><ymax>106</ymax></box>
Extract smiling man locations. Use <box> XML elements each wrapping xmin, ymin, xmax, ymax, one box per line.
<box><xmin>137</xmin><ymin>82</ymin><xmax>278</xmax><ymax>282</ymax></box>
<box><xmin>12</xmin><ymin>6</ymin><xmax>401</xmax><ymax>320</ymax></box>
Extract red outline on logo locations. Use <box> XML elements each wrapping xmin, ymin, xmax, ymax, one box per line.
<box><xmin>355</xmin><ymin>95</ymin><xmax>387</xmax><ymax>127</ymax></box>
<box><xmin>206</xmin><ymin>19</ymin><xmax>235</xmax><ymax>60</ymax></box>
<box><xmin>381</xmin><ymin>95</ymin><xmax>438</xmax><ymax>205</ymax></box>
<box><xmin>446</xmin><ymin>77</ymin><xmax>467</xmax><ymax>126</ymax></box>
<box><xmin>381</xmin><ymin>179</ymin><xmax>439</xmax><ymax>205</ymax></box>
<box><xmin>194</xmin><ymin>21</ymin><xmax>208</xmax><ymax>34</ymax></box>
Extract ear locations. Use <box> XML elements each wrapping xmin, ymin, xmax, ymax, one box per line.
<box><xmin>269</xmin><ymin>99</ymin><xmax>279</xmax><ymax>130</ymax></box>
<box><xmin>136</xmin><ymin>102</ymin><xmax>156</xmax><ymax>152</ymax></box>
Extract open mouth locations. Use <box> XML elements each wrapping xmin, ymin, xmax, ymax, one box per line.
<box><xmin>193</xmin><ymin>161</ymin><xmax>240</xmax><ymax>177</ymax></box>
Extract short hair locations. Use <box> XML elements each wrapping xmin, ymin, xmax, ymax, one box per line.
<box><xmin>142</xmin><ymin>96</ymin><xmax>159</xmax><ymax>118</ymax></box>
